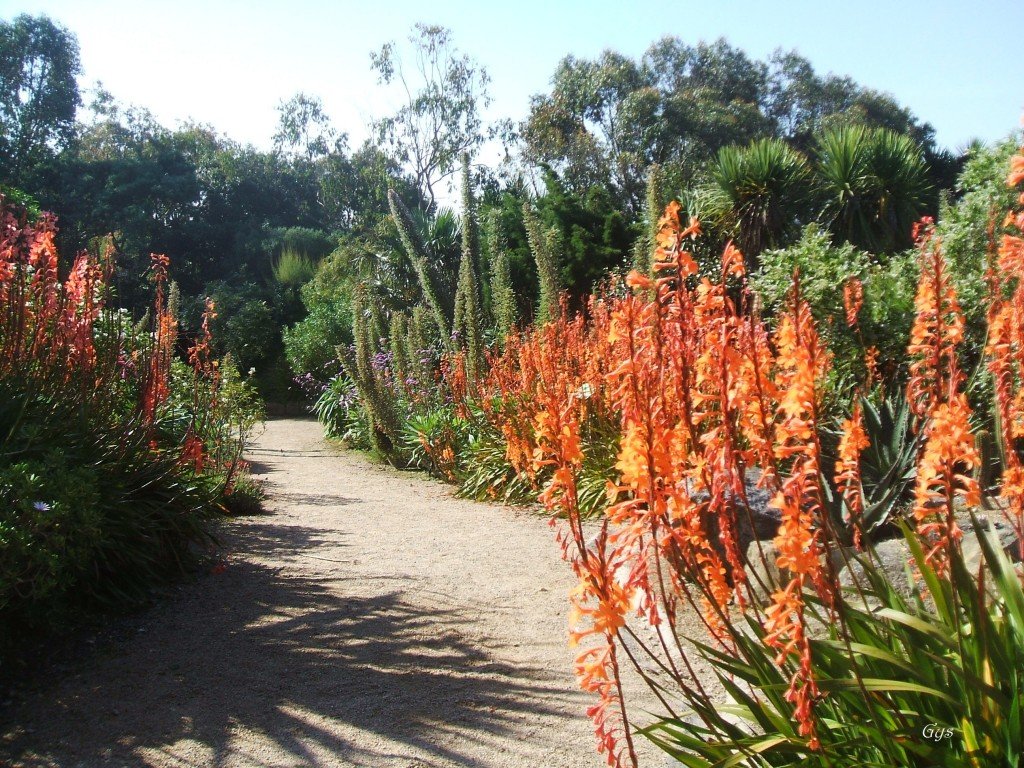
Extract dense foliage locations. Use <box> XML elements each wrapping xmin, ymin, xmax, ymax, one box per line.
<box><xmin>0</xmin><ymin>202</ymin><xmax>262</xmax><ymax>656</ymax></box>
<box><xmin>311</xmin><ymin>129</ymin><xmax>1024</xmax><ymax>766</ymax></box>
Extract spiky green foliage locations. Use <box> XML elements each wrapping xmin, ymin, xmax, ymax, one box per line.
<box><xmin>453</xmin><ymin>154</ymin><xmax>484</xmax><ymax>380</ymax></box>
<box><xmin>487</xmin><ymin>210</ymin><xmax>517</xmax><ymax>343</ymax></box>
<box><xmin>404</xmin><ymin>302</ymin><xmax>438</xmax><ymax>388</ymax></box>
<box><xmin>632</xmin><ymin>163</ymin><xmax>664</xmax><ymax>276</ymax></box>
<box><xmin>705</xmin><ymin>138</ymin><xmax>811</xmax><ymax>267</ymax></box>
<box><xmin>389</xmin><ymin>310</ymin><xmax>409</xmax><ymax>385</ymax></box>
<box><xmin>337</xmin><ymin>286</ymin><xmax>404</xmax><ymax>461</ymax></box>
<box><xmin>272</xmin><ymin>247</ymin><xmax>316</xmax><ymax>286</ymax></box>
<box><xmin>816</xmin><ymin>125</ymin><xmax>932</xmax><ymax>253</ymax></box>
<box><xmin>523</xmin><ymin>201</ymin><xmax>562</xmax><ymax>324</ymax></box>
<box><xmin>388</xmin><ymin>189</ymin><xmax>453</xmax><ymax>342</ymax></box>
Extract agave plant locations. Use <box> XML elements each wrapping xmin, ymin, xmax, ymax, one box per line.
<box><xmin>823</xmin><ymin>391</ymin><xmax>921</xmax><ymax>542</ymax></box>
<box><xmin>644</xmin><ymin>520</ymin><xmax>1024</xmax><ymax>767</ymax></box>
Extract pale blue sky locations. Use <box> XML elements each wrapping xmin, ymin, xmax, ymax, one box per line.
<box><xmin>5</xmin><ymin>0</ymin><xmax>1024</xmax><ymax>154</ymax></box>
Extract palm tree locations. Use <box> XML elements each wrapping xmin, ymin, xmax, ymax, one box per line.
<box><xmin>705</xmin><ymin>137</ymin><xmax>812</xmax><ymax>270</ymax></box>
<box><xmin>816</xmin><ymin>125</ymin><xmax>932</xmax><ymax>254</ymax></box>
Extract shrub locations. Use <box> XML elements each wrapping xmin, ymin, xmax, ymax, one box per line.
<box><xmin>756</xmin><ymin>225</ymin><xmax>917</xmax><ymax>383</ymax></box>
<box><xmin>314</xmin><ymin>374</ymin><xmax>371</xmax><ymax>448</ymax></box>
<box><xmin>272</xmin><ymin>248</ymin><xmax>316</xmax><ymax>287</ymax></box>
<box><xmin>284</xmin><ymin>297</ymin><xmax>353</xmax><ymax>378</ymax></box>
<box><xmin>0</xmin><ymin>201</ymin><xmax>257</xmax><ymax>653</ymax></box>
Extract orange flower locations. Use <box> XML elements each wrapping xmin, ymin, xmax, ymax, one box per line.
<box><xmin>906</xmin><ymin>230</ymin><xmax>964</xmax><ymax>420</ymax></box>
<box><xmin>835</xmin><ymin>403</ymin><xmax>870</xmax><ymax>549</ymax></box>
<box><xmin>913</xmin><ymin>393</ymin><xmax>978</xmax><ymax>573</ymax></box>
<box><xmin>1008</xmin><ymin>153</ymin><xmax>1024</xmax><ymax>188</ymax></box>
<box><xmin>843</xmin><ymin>276</ymin><xmax>863</xmax><ymax>328</ymax></box>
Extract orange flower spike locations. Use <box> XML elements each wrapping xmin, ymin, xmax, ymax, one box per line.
<box><xmin>1008</xmin><ymin>152</ymin><xmax>1024</xmax><ymax>188</ymax></box>
<box><xmin>864</xmin><ymin>345</ymin><xmax>880</xmax><ymax>387</ymax></box>
<box><xmin>907</xmin><ymin>233</ymin><xmax>964</xmax><ymax>420</ymax></box>
<box><xmin>913</xmin><ymin>393</ymin><xmax>978</xmax><ymax>574</ymax></box>
<box><xmin>986</xmin><ymin>151</ymin><xmax>1024</xmax><ymax>544</ymax></box>
<box><xmin>843</xmin><ymin>276</ymin><xmax>864</xmax><ymax>328</ymax></box>
<box><xmin>835</xmin><ymin>403</ymin><xmax>870</xmax><ymax>549</ymax></box>
<box><xmin>721</xmin><ymin>241</ymin><xmax>745</xmax><ymax>278</ymax></box>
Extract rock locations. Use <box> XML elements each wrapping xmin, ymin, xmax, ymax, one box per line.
<box><xmin>695</xmin><ymin>469</ymin><xmax>782</xmax><ymax>565</ymax></box>
<box><xmin>836</xmin><ymin>519</ymin><xmax>1021</xmax><ymax>600</ymax></box>
<box><xmin>959</xmin><ymin>515</ymin><xmax>1021</xmax><ymax>574</ymax></box>
<box><xmin>836</xmin><ymin>538</ymin><xmax>917</xmax><ymax>600</ymax></box>
<box><xmin>744</xmin><ymin>538</ymin><xmax>787</xmax><ymax>602</ymax></box>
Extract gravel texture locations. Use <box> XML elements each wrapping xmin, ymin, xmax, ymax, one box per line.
<box><xmin>0</xmin><ymin>417</ymin><xmax>668</xmax><ymax>767</ymax></box>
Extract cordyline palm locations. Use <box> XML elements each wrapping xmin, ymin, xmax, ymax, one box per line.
<box><xmin>706</xmin><ymin>138</ymin><xmax>812</xmax><ymax>270</ymax></box>
<box><xmin>816</xmin><ymin>125</ymin><xmax>932</xmax><ymax>254</ymax></box>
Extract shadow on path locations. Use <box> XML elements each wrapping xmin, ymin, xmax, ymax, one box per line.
<box><xmin>1</xmin><ymin>521</ymin><xmax>584</xmax><ymax>767</ymax></box>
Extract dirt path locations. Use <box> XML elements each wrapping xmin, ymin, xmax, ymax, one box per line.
<box><xmin>2</xmin><ymin>417</ymin><xmax>657</xmax><ymax>768</ymax></box>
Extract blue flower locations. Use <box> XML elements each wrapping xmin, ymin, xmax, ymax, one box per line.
<box><xmin>33</xmin><ymin>501</ymin><xmax>51</xmax><ymax>512</ymax></box>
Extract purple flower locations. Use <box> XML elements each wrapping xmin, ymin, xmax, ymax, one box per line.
<box><xmin>33</xmin><ymin>501</ymin><xmax>51</xmax><ymax>512</ymax></box>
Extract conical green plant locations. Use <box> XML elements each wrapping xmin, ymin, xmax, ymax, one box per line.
<box><xmin>487</xmin><ymin>209</ymin><xmax>516</xmax><ymax>343</ymax></box>
<box><xmin>337</xmin><ymin>285</ymin><xmax>403</xmax><ymax>462</ymax></box>
<box><xmin>389</xmin><ymin>310</ymin><xmax>409</xmax><ymax>386</ymax></box>
<box><xmin>453</xmin><ymin>154</ymin><xmax>484</xmax><ymax>381</ymax></box>
<box><xmin>633</xmin><ymin>164</ymin><xmax>664</xmax><ymax>276</ymax></box>
<box><xmin>523</xmin><ymin>202</ymin><xmax>562</xmax><ymax>325</ymax></box>
<box><xmin>404</xmin><ymin>302</ymin><xmax>436</xmax><ymax>388</ymax></box>
<box><xmin>388</xmin><ymin>189</ymin><xmax>453</xmax><ymax>343</ymax></box>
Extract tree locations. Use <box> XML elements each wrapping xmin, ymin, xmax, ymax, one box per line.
<box><xmin>523</xmin><ymin>38</ymin><xmax>771</xmax><ymax>214</ymax></box>
<box><xmin>371</xmin><ymin>24</ymin><xmax>493</xmax><ymax>210</ymax></box>
<box><xmin>703</xmin><ymin>138</ymin><xmax>812</xmax><ymax>267</ymax></box>
<box><xmin>523</xmin><ymin>37</ymin><xmax>944</xmax><ymax>219</ymax></box>
<box><xmin>816</xmin><ymin>125</ymin><xmax>932</xmax><ymax>253</ymax></box>
<box><xmin>272</xmin><ymin>92</ymin><xmax>343</xmax><ymax>161</ymax></box>
<box><xmin>0</xmin><ymin>14</ymin><xmax>81</xmax><ymax>184</ymax></box>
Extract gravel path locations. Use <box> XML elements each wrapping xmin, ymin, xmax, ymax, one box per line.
<box><xmin>1</xmin><ymin>417</ymin><xmax>655</xmax><ymax>767</ymax></box>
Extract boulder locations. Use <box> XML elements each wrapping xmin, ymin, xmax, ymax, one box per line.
<box><xmin>695</xmin><ymin>469</ymin><xmax>782</xmax><ymax>566</ymax></box>
<box><xmin>837</xmin><ymin>516</ymin><xmax>1021</xmax><ymax>599</ymax></box>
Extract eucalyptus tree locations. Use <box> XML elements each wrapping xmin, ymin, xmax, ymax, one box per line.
<box><xmin>0</xmin><ymin>13</ymin><xmax>81</xmax><ymax>185</ymax></box>
<box><xmin>272</xmin><ymin>92</ymin><xmax>343</xmax><ymax>162</ymax></box>
<box><xmin>371</xmin><ymin>24</ymin><xmax>498</xmax><ymax>211</ymax></box>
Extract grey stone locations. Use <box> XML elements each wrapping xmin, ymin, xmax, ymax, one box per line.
<box><xmin>837</xmin><ymin>519</ymin><xmax>1020</xmax><ymax>599</ymax></box>
<box><xmin>695</xmin><ymin>469</ymin><xmax>782</xmax><ymax>565</ymax></box>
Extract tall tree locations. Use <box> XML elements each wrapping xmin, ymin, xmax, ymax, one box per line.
<box><xmin>523</xmin><ymin>36</ymin><xmax>942</xmax><ymax>218</ymax></box>
<box><xmin>272</xmin><ymin>92</ymin><xmax>343</xmax><ymax>161</ymax></box>
<box><xmin>371</xmin><ymin>24</ymin><xmax>493</xmax><ymax>210</ymax></box>
<box><xmin>0</xmin><ymin>14</ymin><xmax>81</xmax><ymax>185</ymax></box>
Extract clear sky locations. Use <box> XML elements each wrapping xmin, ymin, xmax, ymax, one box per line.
<box><xmin>5</xmin><ymin>0</ymin><xmax>1024</xmax><ymax>153</ymax></box>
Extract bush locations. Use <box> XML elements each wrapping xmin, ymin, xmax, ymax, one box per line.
<box><xmin>284</xmin><ymin>297</ymin><xmax>353</xmax><ymax>378</ymax></box>
<box><xmin>314</xmin><ymin>374</ymin><xmax>371</xmax><ymax>448</ymax></box>
<box><xmin>0</xmin><ymin>202</ymin><xmax>257</xmax><ymax>654</ymax></box>
<box><xmin>937</xmin><ymin>136</ymin><xmax>1021</xmax><ymax>363</ymax></box>
<box><xmin>756</xmin><ymin>225</ymin><xmax>917</xmax><ymax>383</ymax></box>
